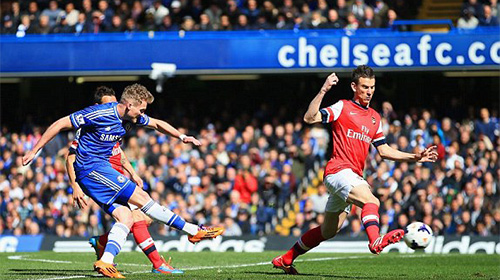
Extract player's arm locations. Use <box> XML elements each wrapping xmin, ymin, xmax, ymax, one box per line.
<box><xmin>23</xmin><ymin>116</ymin><xmax>73</xmax><ymax>165</ymax></box>
<box><xmin>120</xmin><ymin>148</ymin><xmax>143</xmax><ymax>188</ymax></box>
<box><xmin>304</xmin><ymin>73</ymin><xmax>339</xmax><ymax>124</ymax></box>
<box><xmin>376</xmin><ymin>144</ymin><xmax>438</xmax><ymax>163</ymax></box>
<box><xmin>145</xmin><ymin>117</ymin><xmax>201</xmax><ymax>146</ymax></box>
<box><xmin>65</xmin><ymin>150</ymin><xmax>87</xmax><ymax>209</ymax></box>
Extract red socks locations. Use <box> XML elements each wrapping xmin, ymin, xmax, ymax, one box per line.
<box><xmin>361</xmin><ymin>203</ymin><xmax>380</xmax><ymax>244</ymax></box>
<box><xmin>282</xmin><ymin>226</ymin><xmax>325</xmax><ymax>265</ymax></box>
<box><xmin>131</xmin><ymin>220</ymin><xmax>163</xmax><ymax>269</ymax></box>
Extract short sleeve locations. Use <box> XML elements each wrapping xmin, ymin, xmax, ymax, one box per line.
<box><xmin>319</xmin><ymin>100</ymin><xmax>344</xmax><ymax>124</ymax></box>
<box><xmin>69</xmin><ymin>107</ymin><xmax>95</xmax><ymax>130</ymax></box>
<box><xmin>372</xmin><ymin>119</ymin><xmax>387</xmax><ymax>147</ymax></box>
<box><xmin>136</xmin><ymin>114</ymin><xmax>150</xmax><ymax>126</ymax></box>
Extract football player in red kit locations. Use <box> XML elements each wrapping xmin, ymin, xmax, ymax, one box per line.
<box><xmin>272</xmin><ymin>65</ymin><xmax>438</xmax><ymax>274</ymax></box>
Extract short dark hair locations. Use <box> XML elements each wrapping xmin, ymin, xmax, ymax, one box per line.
<box><xmin>94</xmin><ymin>86</ymin><xmax>115</xmax><ymax>104</ymax></box>
<box><xmin>352</xmin><ymin>65</ymin><xmax>375</xmax><ymax>84</ymax></box>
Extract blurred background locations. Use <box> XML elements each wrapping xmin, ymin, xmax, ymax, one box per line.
<box><xmin>0</xmin><ymin>0</ymin><xmax>499</xmax><ymax>252</ymax></box>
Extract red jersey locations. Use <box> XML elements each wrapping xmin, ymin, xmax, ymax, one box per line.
<box><xmin>70</xmin><ymin>139</ymin><xmax>124</xmax><ymax>174</ymax></box>
<box><xmin>320</xmin><ymin>99</ymin><xmax>386</xmax><ymax>177</ymax></box>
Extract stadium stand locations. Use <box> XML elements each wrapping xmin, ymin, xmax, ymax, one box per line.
<box><xmin>0</xmin><ymin>100</ymin><xmax>498</xmax><ymax>238</ymax></box>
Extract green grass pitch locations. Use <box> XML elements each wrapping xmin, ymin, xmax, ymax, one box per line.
<box><xmin>0</xmin><ymin>251</ymin><xmax>498</xmax><ymax>279</ymax></box>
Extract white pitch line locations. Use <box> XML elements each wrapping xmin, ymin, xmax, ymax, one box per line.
<box><xmin>12</xmin><ymin>253</ymin><xmax>434</xmax><ymax>279</ymax></box>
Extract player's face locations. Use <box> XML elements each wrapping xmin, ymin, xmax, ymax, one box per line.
<box><xmin>352</xmin><ymin>77</ymin><xmax>375</xmax><ymax>106</ymax></box>
<box><xmin>126</xmin><ymin>100</ymin><xmax>147</xmax><ymax>122</ymax></box>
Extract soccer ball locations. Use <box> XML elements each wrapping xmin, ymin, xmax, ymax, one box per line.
<box><xmin>403</xmin><ymin>222</ymin><xmax>433</xmax><ymax>249</ymax></box>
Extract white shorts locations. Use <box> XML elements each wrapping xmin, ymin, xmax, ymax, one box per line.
<box><xmin>324</xmin><ymin>169</ymin><xmax>369</xmax><ymax>213</ymax></box>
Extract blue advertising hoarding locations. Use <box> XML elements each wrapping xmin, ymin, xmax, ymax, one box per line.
<box><xmin>0</xmin><ymin>28</ymin><xmax>499</xmax><ymax>76</ymax></box>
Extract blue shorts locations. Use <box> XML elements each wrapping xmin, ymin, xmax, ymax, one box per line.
<box><xmin>77</xmin><ymin>164</ymin><xmax>136</xmax><ymax>215</ymax></box>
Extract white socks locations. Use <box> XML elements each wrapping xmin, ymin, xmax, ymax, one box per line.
<box><xmin>101</xmin><ymin>222</ymin><xmax>130</xmax><ymax>264</ymax></box>
<box><xmin>141</xmin><ymin>199</ymin><xmax>199</xmax><ymax>236</ymax></box>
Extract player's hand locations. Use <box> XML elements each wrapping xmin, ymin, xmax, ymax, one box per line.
<box><xmin>182</xmin><ymin>135</ymin><xmax>201</xmax><ymax>146</ymax></box>
<box><xmin>416</xmin><ymin>145</ymin><xmax>438</xmax><ymax>163</ymax></box>
<box><xmin>72</xmin><ymin>183</ymin><xmax>88</xmax><ymax>209</ymax></box>
<box><xmin>131</xmin><ymin>173</ymin><xmax>144</xmax><ymax>189</ymax></box>
<box><xmin>22</xmin><ymin>150</ymin><xmax>37</xmax><ymax>166</ymax></box>
<box><xmin>321</xmin><ymin>73</ymin><xmax>339</xmax><ymax>93</ymax></box>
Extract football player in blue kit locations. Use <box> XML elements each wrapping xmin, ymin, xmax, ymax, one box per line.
<box><xmin>23</xmin><ymin>84</ymin><xmax>224</xmax><ymax>278</ymax></box>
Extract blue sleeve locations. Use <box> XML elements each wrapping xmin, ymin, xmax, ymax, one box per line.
<box><xmin>69</xmin><ymin>107</ymin><xmax>95</xmax><ymax>130</ymax></box>
<box><xmin>319</xmin><ymin>109</ymin><xmax>329</xmax><ymax>124</ymax></box>
<box><xmin>136</xmin><ymin>114</ymin><xmax>150</xmax><ymax>127</ymax></box>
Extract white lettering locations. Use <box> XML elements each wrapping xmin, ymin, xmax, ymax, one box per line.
<box><xmin>394</xmin><ymin>43</ymin><xmax>413</xmax><ymax>66</ymax></box>
<box><xmin>469</xmin><ymin>42</ymin><xmax>486</xmax><ymax>64</ymax></box>
<box><xmin>417</xmin><ymin>35</ymin><xmax>432</xmax><ymax>65</ymax></box>
<box><xmin>347</xmin><ymin>129</ymin><xmax>372</xmax><ymax>143</ymax></box>
<box><xmin>372</xmin><ymin>44</ymin><xmax>390</xmax><ymax>66</ymax></box>
<box><xmin>490</xmin><ymin>41</ymin><xmax>500</xmax><ymax>64</ymax></box>
<box><xmin>341</xmin><ymin>36</ymin><xmax>350</xmax><ymax>66</ymax></box>
<box><xmin>319</xmin><ymin>45</ymin><xmax>338</xmax><ymax>67</ymax></box>
<box><xmin>435</xmin><ymin>42</ymin><xmax>452</xmax><ymax>65</ymax></box>
<box><xmin>299</xmin><ymin>37</ymin><xmax>317</xmax><ymax>67</ymax></box>
<box><xmin>100</xmin><ymin>134</ymin><xmax>121</xmax><ymax>142</ymax></box>
<box><xmin>0</xmin><ymin>236</ymin><xmax>18</xmax><ymax>252</ymax></box>
<box><xmin>278</xmin><ymin>45</ymin><xmax>295</xmax><ymax>68</ymax></box>
<box><xmin>353</xmin><ymin>44</ymin><xmax>369</xmax><ymax>65</ymax></box>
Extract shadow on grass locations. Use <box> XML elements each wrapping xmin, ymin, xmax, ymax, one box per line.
<box><xmin>244</xmin><ymin>271</ymin><xmax>374</xmax><ymax>279</ymax></box>
<box><xmin>7</xmin><ymin>268</ymin><xmax>101</xmax><ymax>278</ymax></box>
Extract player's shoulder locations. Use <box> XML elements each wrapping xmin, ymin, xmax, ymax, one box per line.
<box><xmin>82</xmin><ymin>102</ymin><xmax>118</xmax><ymax>117</ymax></box>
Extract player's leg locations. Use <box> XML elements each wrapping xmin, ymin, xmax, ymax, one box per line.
<box><xmin>274</xmin><ymin>210</ymin><xmax>347</xmax><ymax>274</ymax></box>
<box><xmin>127</xmin><ymin>187</ymin><xmax>224</xmax><ymax>243</ymax></box>
<box><xmin>93</xmin><ymin>205</ymin><xmax>131</xmax><ymax>278</ymax></box>
<box><xmin>347</xmin><ymin>184</ymin><xmax>404</xmax><ymax>254</ymax></box>
<box><xmin>130</xmin><ymin>209</ymin><xmax>183</xmax><ymax>274</ymax></box>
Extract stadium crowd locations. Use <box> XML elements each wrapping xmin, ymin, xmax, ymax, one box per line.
<box><xmin>0</xmin><ymin>99</ymin><xmax>498</xmax><ymax>239</ymax></box>
<box><xmin>457</xmin><ymin>0</ymin><xmax>500</xmax><ymax>29</ymax></box>
<box><xmin>0</xmin><ymin>0</ymin><xmax>421</xmax><ymax>35</ymax></box>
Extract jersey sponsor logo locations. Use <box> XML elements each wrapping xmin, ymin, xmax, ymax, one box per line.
<box><xmin>349</xmin><ymin>112</ymin><xmax>357</xmax><ymax>115</ymax></box>
<box><xmin>347</xmin><ymin>125</ymin><xmax>372</xmax><ymax>144</ymax></box>
<box><xmin>117</xmin><ymin>175</ymin><xmax>126</xmax><ymax>183</ymax></box>
<box><xmin>75</xmin><ymin>114</ymin><xmax>85</xmax><ymax>125</ymax></box>
<box><xmin>100</xmin><ymin>134</ymin><xmax>121</xmax><ymax>142</ymax></box>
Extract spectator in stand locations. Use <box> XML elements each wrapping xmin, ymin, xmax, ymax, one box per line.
<box><xmin>360</xmin><ymin>6</ymin><xmax>382</xmax><ymax>28</ymax></box>
<box><xmin>350</xmin><ymin>0</ymin><xmax>366</xmax><ymax>20</ymax></box>
<box><xmin>234</xmin><ymin>14</ymin><xmax>251</xmax><ymax>30</ymax></box>
<box><xmin>158</xmin><ymin>15</ymin><xmax>178</xmax><ymax>31</ymax></box>
<box><xmin>475</xmin><ymin>108</ymin><xmax>498</xmax><ymax>142</ymax></box>
<box><xmin>335</xmin><ymin>0</ymin><xmax>349</xmax><ymax>21</ymax></box>
<box><xmin>479</xmin><ymin>5</ymin><xmax>499</xmax><ymax>26</ymax></box>
<box><xmin>41</xmin><ymin>0</ymin><xmax>63</xmax><ymax>27</ymax></box>
<box><xmin>81</xmin><ymin>0</ymin><xmax>94</xmax><ymax>21</ymax></box>
<box><xmin>64</xmin><ymin>3</ymin><xmax>79</xmax><ymax>27</ymax></box>
<box><xmin>323</xmin><ymin>9</ymin><xmax>345</xmax><ymax>29</ymax></box>
<box><xmin>491</xmin><ymin>0</ymin><xmax>500</xmax><ymax>17</ymax></box>
<box><xmin>147</xmin><ymin>0</ymin><xmax>169</xmax><ymax>26</ymax></box>
<box><xmin>51</xmin><ymin>15</ymin><xmax>75</xmax><ymax>33</ymax></box>
<box><xmin>243</xmin><ymin>0</ymin><xmax>260</xmax><ymax>25</ymax></box>
<box><xmin>26</xmin><ymin>1</ymin><xmax>41</xmax><ymax>25</ymax></box>
<box><xmin>10</xmin><ymin>2</ymin><xmax>22</xmax><ymax>28</ymax></box>
<box><xmin>373</xmin><ymin>0</ymin><xmax>389</xmax><ymax>19</ymax></box>
<box><xmin>275</xmin><ymin>13</ymin><xmax>293</xmax><ymax>30</ymax></box>
<box><xmin>308</xmin><ymin>11</ymin><xmax>326</xmax><ymax>29</ymax></box>
<box><xmin>219</xmin><ymin>14</ymin><xmax>232</xmax><ymax>31</ymax></box>
<box><xmin>74</xmin><ymin>13</ymin><xmax>90</xmax><ymax>34</ymax></box>
<box><xmin>16</xmin><ymin>15</ymin><xmax>35</xmax><ymax>37</ymax></box>
<box><xmin>108</xmin><ymin>15</ymin><xmax>125</xmax><ymax>32</ymax></box>
<box><xmin>345</xmin><ymin>12</ymin><xmax>359</xmax><ymax>30</ymax></box>
<box><xmin>462</xmin><ymin>0</ymin><xmax>484</xmax><ymax>19</ymax></box>
<box><xmin>198</xmin><ymin>13</ymin><xmax>214</xmax><ymax>31</ymax></box>
<box><xmin>2</xmin><ymin>15</ymin><xmax>16</xmax><ymax>34</ymax></box>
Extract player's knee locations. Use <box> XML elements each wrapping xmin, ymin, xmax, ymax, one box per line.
<box><xmin>132</xmin><ymin>209</ymin><xmax>146</xmax><ymax>223</ymax></box>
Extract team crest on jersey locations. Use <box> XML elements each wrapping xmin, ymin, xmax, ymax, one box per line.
<box><xmin>371</xmin><ymin>117</ymin><xmax>376</xmax><ymax>125</ymax></box>
<box><xmin>117</xmin><ymin>175</ymin><xmax>126</xmax><ymax>183</ymax></box>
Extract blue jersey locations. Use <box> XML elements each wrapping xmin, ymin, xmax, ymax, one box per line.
<box><xmin>69</xmin><ymin>102</ymin><xmax>150</xmax><ymax>177</ymax></box>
